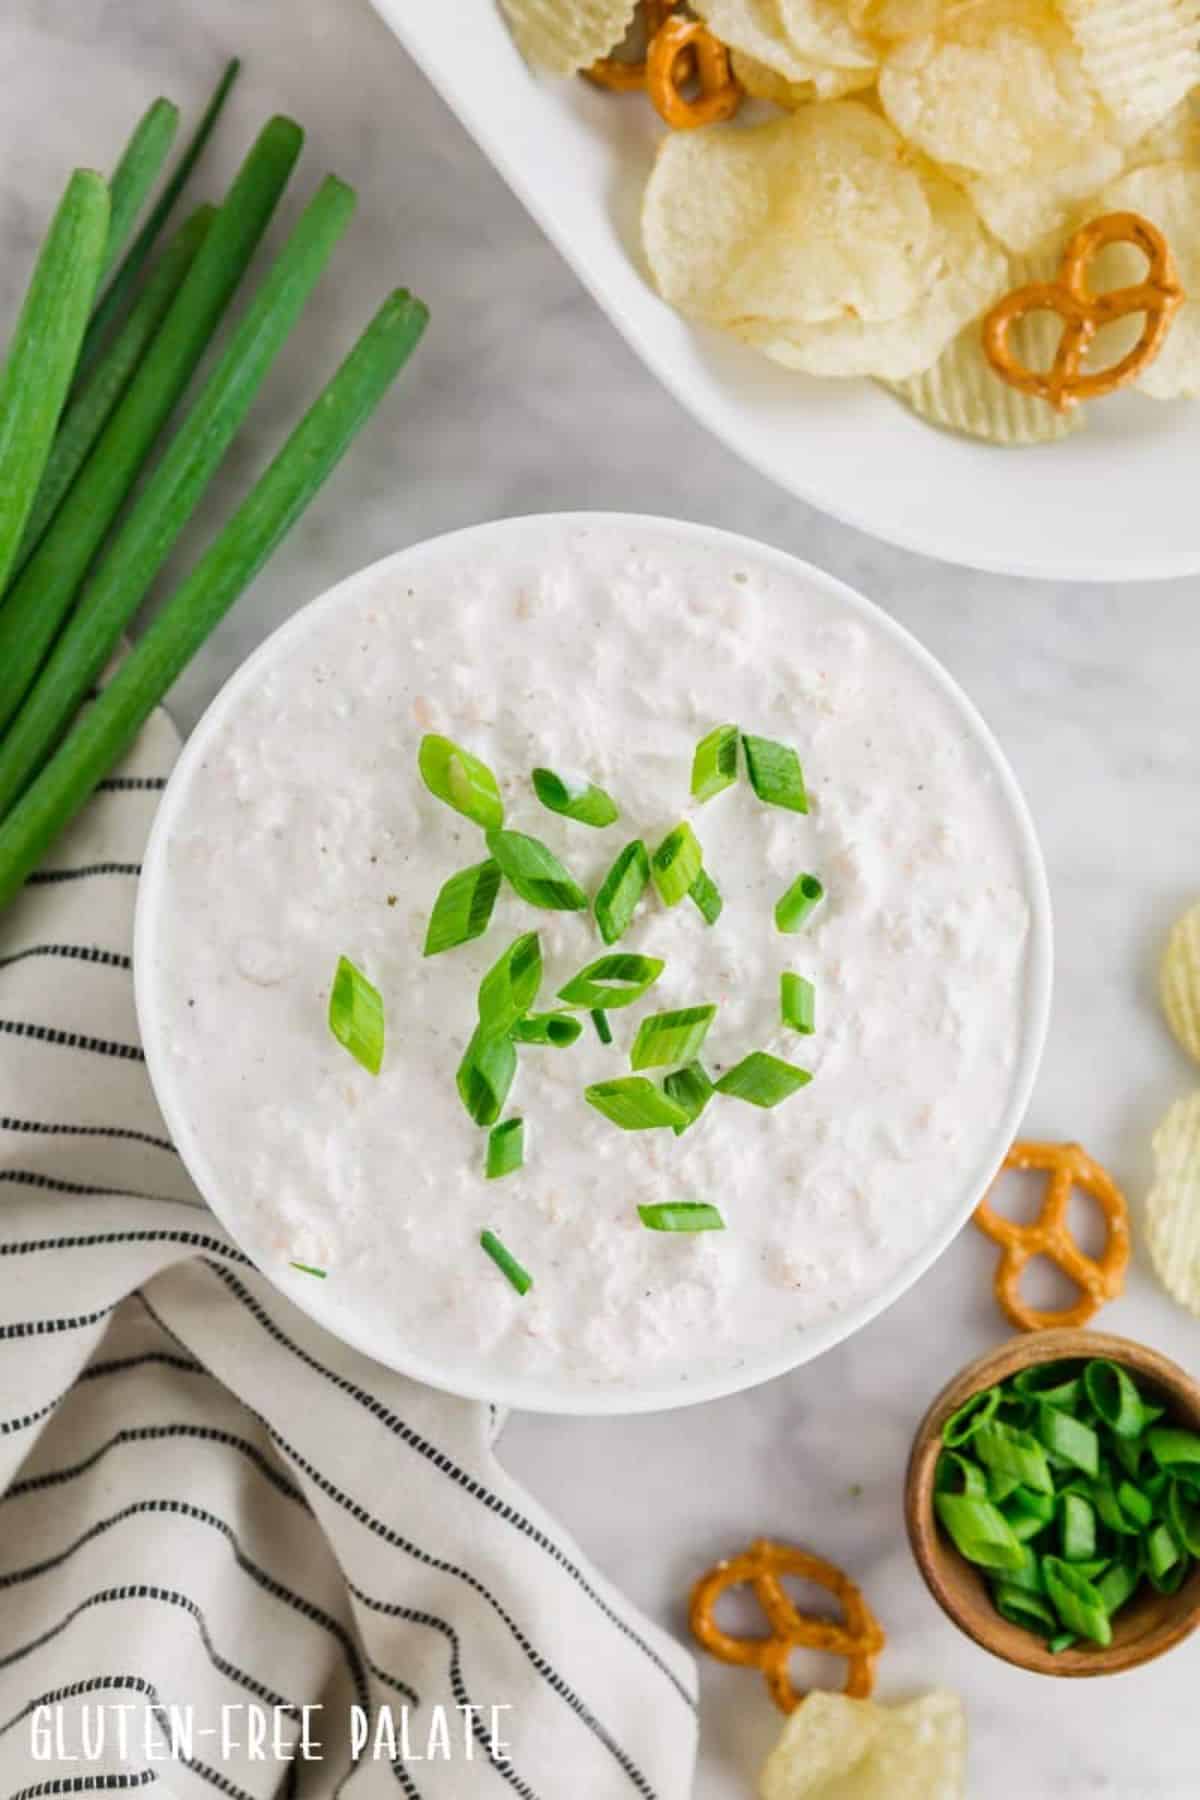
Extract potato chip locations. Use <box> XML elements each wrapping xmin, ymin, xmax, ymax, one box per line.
<box><xmin>499</xmin><ymin>0</ymin><xmax>638</xmax><ymax>74</ymax></box>
<box><xmin>733</xmin><ymin>165</ymin><xmax>1008</xmax><ymax>379</ymax></box>
<box><xmin>760</xmin><ymin>1690</ymin><xmax>967</xmax><ymax>1800</ymax></box>
<box><xmin>848</xmin><ymin>0</ymin><xmax>947</xmax><ymax>46</ymax></box>
<box><xmin>1091</xmin><ymin>162</ymin><xmax>1200</xmax><ymax>396</ymax></box>
<box><xmin>1161</xmin><ymin>899</ymin><xmax>1200</xmax><ymax>1063</ymax></box>
<box><xmin>694</xmin><ymin>0</ymin><xmax>850</xmax><ymax>83</ymax></box>
<box><xmin>1146</xmin><ymin>1090</ymin><xmax>1200</xmax><ymax>1317</ymax></box>
<box><xmin>886</xmin><ymin>251</ymin><xmax>1084</xmax><ymax>442</ymax></box>
<box><xmin>1125</xmin><ymin>95</ymin><xmax>1200</xmax><ymax>168</ymax></box>
<box><xmin>1058</xmin><ymin>0</ymin><xmax>1200</xmax><ymax>147</ymax></box>
<box><xmin>643</xmin><ymin>103</ymin><xmax>942</xmax><ymax>333</ymax></box>
<box><xmin>776</xmin><ymin>0</ymin><xmax>877</xmax><ymax>71</ymax></box>
<box><xmin>731</xmin><ymin>48</ymin><xmax>875</xmax><ymax>103</ymax></box>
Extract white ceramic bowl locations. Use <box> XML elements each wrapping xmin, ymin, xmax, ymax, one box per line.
<box><xmin>372</xmin><ymin>0</ymin><xmax>1200</xmax><ymax>583</ymax></box>
<box><xmin>136</xmin><ymin>514</ymin><xmax>1052</xmax><ymax>1413</ymax></box>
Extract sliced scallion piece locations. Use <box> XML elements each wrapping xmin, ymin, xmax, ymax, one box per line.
<box><xmin>423</xmin><ymin>859</ymin><xmax>502</xmax><ymax>957</ymax></box>
<box><xmin>289</xmin><ymin>1261</ymin><xmax>327</xmax><ymax>1279</ymax></box>
<box><xmin>328</xmin><ymin>955</ymin><xmax>385</xmax><ymax>1076</ymax></box>
<box><xmin>594</xmin><ymin>839</ymin><xmax>650</xmax><ymax>944</ymax></box>
<box><xmin>480</xmin><ymin>1229</ymin><xmax>531</xmax><ymax>1296</ymax></box>
<box><xmin>1147</xmin><ymin>1426</ymin><xmax>1200</xmax><ymax>1473</ymax></box>
<box><xmin>1042</xmin><ymin>1557</ymin><xmax>1112</xmax><ymax>1646</ymax></box>
<box><xmin>690</xmin><ymin>724</ymin><xmax>738</xmax><ymax>802</ymax></box>
<box><xmin>991</xmin><ymin>1584</ymin><xmax>1058</xmax><ymax>1635</ymax></box>
<box><xmin>584</xmin><ymin>1078</ymin><xmax>690</xmax><ymax>1131</ymax></box>
<box><xmin>742</xmin><ymin>733</ymin><xmax>808</xmax><ymax>813</ymax></box>
<box><xmin>943</xmin><ymin>1387</ymin><xmax>1001</xmax><ymax>1448</ymax></box>
<box><xmin>651</xmin><ymin>822</ymin><xmax>702</xmax><ymax>908</ymax></box>
<box><xmin>477</xmin><ymin>932</ymin><xmax>542</xmax><ymax>1040</ymax></box>
<box><xmin>1060</xmin><ymin>1492</ymin><xmax>1097</xmax><ymax>1562</ymax></box>
<box><xmin>456</xmin><ymin>1027</ymin><xmax>517</xmax><ymax>1128</ymax></box>
<box><xmin>775</xmin><ymin>872</ymin><xmax>824</xmax><ymax>934</ymax></box>
<box><xmin>933</xmin><ymin>1494</ymin><xmax>1026</xmax><ymax>1572</ymax></box>
<box><xmin>512</xmin><ymin>1012</ymin><xmax>583</xmax><ymax>1048</ymax></box>
<box><xmin>1084</xmin><ymin>1360</ymin><xmax>1146</xmax><ymax>1438</ymax></box>
<box><xmin>591</xmin><ymin>1009</ymin><xmax>613</xmax><ymax>1046</ymax></box>
<box><xmin>663</xmin><ymin>1062</ymin><xmax>715</xmax><ymax>1136</ymax></box>
<box><xmin>974</xmin><ymin>1421</ymin><xmax>1054</xmax><ymax>1497</ymax></box>
<box><xmin>936</xmin><ymin>1451</ymin><xmax>989</xmax><ymax>1499</ymax></box>
<box><xmin>780</xmin><ymin>972</ymin><xmax>815</xmax><ymax>1035</ymax></box>
<box><xmin>558</xmin><ymin>953</ymin><xmax>664</xmax><ymax>1010</ymax></box>
<box><xmin>486</xmin><ymin>1118</ymin><xmax>525</xmax><ymax>1180</ymax></box>
<box><xmin>531</xmin><ymin>767</ymin><xmax>618</xmax><ymax>828</ymax></box>
<box><xmin>689</xmin><ymin>867</ymin><xmax>723</xmax><ymax>926</ymax></box>
<box><xmin>1167</xmin><ymin>1481</ymin><xmax>1200</xmax><ymax>1557</ymax></box>
<box><xmin>1035</xmin><ymin>1402</ymin><xmax>1099</xmax><ymax>1479</ymax></box>
<box><xmin>715</xmin><ymin>1052</ymin><xmax>811</xmax><ymax>1108</ymax></box>
<box><xmin>486</xmin><ymin>828</ymin><xmax>588</xmax><ymax>911</ymax></box>
<box><xmin>1014</xmin><ymin>1367</ymin><xmax>1082</xmax><ymax>1409</ymax></box>
<box><xmin>1116</xmin><ymin>1480</ymin><xmax>1154</xmax><ymax>1529</ymax></box>
<box><xmin>630</xmin><ymin>1005</ymin><xmax>717</xmax><ymax>1072</ymax></box>
<box><xmin>419</xmin><ymin>734</ymin><xmax>504</xmax><ymax>829</ymax></box>
<box><xmin>1095</xmin><ymin>1560</ymin><xmax>1140</xmax><ymax>1618</ymax></box>
<box><xmin>638</xmin><ymin>1202</ymin><xmax>725</xmax><ymax>1233</ymax></box>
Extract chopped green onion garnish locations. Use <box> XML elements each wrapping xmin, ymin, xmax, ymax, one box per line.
<box><xmin>477</xmin><ymin>932</ymin><xmax>542</xmax><ymax>1039</ymax></box>
<box><xmin>531</xmin><ymin>767</ymin><xmax>618</xmax><ymax>827</ymax></box>
<box><xmin>328</xmin><ymin>955</ymin><xmax>385</xmax><ymax>1076</ymax></box>
<box><xmin>974</xmin><ymin>1421</ymin><xmax>1054</xmax><ymax>1496</ymax></box>
<box><xmin>1047</xmin><ymin>1632</ymin><xmax>1077</xmax><ymax>1654</ymax></box>
<box><xmin>456</xmin><ymin>1026</ymin><xmax>517</xmax><ymax>1127</ymax></box>
<box><xmin>1035</xmin><ymin>1402</ymin><xmax>1099</xmax><ymax>1479</ymax></box>
<box><xmin>991</xmin><ymin>1584</ymin><xmax>1058</xmax><ymax>1635</ymax></box>
<box><xmin>1014</xmin><ymin>1367</ymin><xmax>1082</xmax><ymax>1409</ymax></box>
<box><xmin>1003</xmin><ymin>1487</ymin><xmax>1055</xmax><ymax>1542</ymax></box>
<box><xmin>780</xmin><ymin>972</ymin><xmax>815</xmax><ymax>1035</ymax></box>
<box><xmin>289</xmin><ymin>1261</ymin><xmax>327</xmax><ymax>1279</ymax></box>
<box><xmin>715</xmin><ymin>1052</ymin><xmax>811</xmax><ymax>1108</ymax></box>
<box><xmin>690</xmin><ymin>724</ymin><xmax>739</xmax><ymax>802</ymax></box>
<box><xmin>1116</xmin><ymin>1480</ymin><xmax>1154</xmax><ymax>1529</ymax></box>
<box><xmin>943</xmin><ymin>1387</ymin><xmax>1001</xmax><ymax>1447</ymax></box>
<box><xmin>423</xmin><ymin>858</ymin><xmax>502</xmax><ymax>957</ymax></box>
<box><xmin>663</xmin><ymin>1061</ymin><xmax>715</xmax><ymax>1136</ymax></box>
<box><xmin>485</xmin><ymin>828</ymin><xmax>588</xmax><ymax>911</ymax></box>
<box><xmin>479</xmin><ymin>1229</ymin><xmax>531</xmax><ymax>1296</ymax></box>
<box><xmin>418</xmin><ymin>734</ymin><xmax>504</xmax><ymax>829</ymax></box>
<box><xmin>591</xmin><ymin>1008</ymin><xmax>613</xmax><ymax>1045</ymax></box>
<box><xmin>775</xmin><ymin>872</ymin><xmax>824</xmax><ymax>934</ymax></box>
<box><xmin>689</xmin><ymin>867</ymin><xmax>723</xmax><ymax>926</ymax></box>
<box><xmin>651</xmin><ymin>822</ymin><xmax>703</xmax><ymax>908</ymax></box>
<box><xmin>936</xmin><ymin>1451</ymin><xmax>989</xmax><ymax>1499</ymax></box>
<box><xmin>594</xmin><ymin>839</ymin><xmax>650</xmax><ymax>944</ymax></box>
<box><xmin>486</xmin><ymin>1118</ymin><xmax>525</xmax><ymax>1180</ymax></box>
<box><xmin>1041</xmin><ymin>1557</ymin><xmax>1111</xmax><ymax>1646</ymax></box>
<box><xmin>1060</xmin><ymin>1493</ymin><xmax>1097</xmax><ymax>1562</ymax></box>
<box><xmin>1084</xmin><ymin>1360</ymin><xmax>1147</xmax><ymax>1437</ymax></box>
<box><xmin>512</xmin><ymin>1012</ymin><xmax>583</xmax><ymax>1047</ymax></box>
<box><xmin>558</xmin><ymin>953</ymin><xmax>664</xmax><ymax>1010</ymax></box>
<box><xmin>742</xmin><ymin>733</ymin><xmax>808</xmax><ymax>813</ymax></box>
<box><xmin>1147</xmin><ymin>1426</ymin><xmax>1200</xmax><ymax>1472</ymax></box>
<box><xmin>638</xmin><ymin>1202</ymin><xmax>725</xmax><ymax>1233</ymax></box>
<box><xmin>933</xmin><ymin>1494</ymin><xmax>1026</xmax><ymax>1572</ymax></box>
<box><xmin>584</xmin><ymin>1077</ymin><xmax>690</xmax><ymax>1131</ymax></box>
<box><xmin>630</xmin><ymin>1005</ymin><xmax>717</xmax><ymax>1071</ymax></box>
<box><xmin>1095</xmin><ymin>1560</ymin><xmax>1140</xmax><ymax>1618</ymax></box>
<box><xmin>1167</xmin><ymin>1481</ymin><xmax>1200</xmax><ymax>1557</ymax></box>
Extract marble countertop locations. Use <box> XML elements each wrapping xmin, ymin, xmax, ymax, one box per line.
<box><xmin>4</xmin><ymin>2</ymin><xmax>1198</xmax><ymax>1793</ymax></box>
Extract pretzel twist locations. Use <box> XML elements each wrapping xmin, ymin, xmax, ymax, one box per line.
<box><xmin>982</xmin><ymin>212</ymin><xmax>1184</xmax><ymax>413</ymax></box>
<box><xmin>586</xmin><ymin>0</ymin><xmax>683</xmax><ymax>91</ymax></box>
<box><xmin>689</xmin><ymin>1539</ymin><xmax>885</xmax><ymax>1713</ymax></box>
<box><xmin>646</xmin><ymin>16</ymin><xmax>741</xmax><ymax>127</ymax></box>
<box><xmin>974</xmin><ymin>1140</ymin><xmax>1131</xmax><ymax>1332</ymax></box>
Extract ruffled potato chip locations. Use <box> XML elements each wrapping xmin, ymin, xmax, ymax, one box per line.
<box><xmin>732</xmin><ymin>47</ymin><xmax>875</xmax><ymax>103</ymax></box>
<box><xmin>694</xmin><ymin>0</ymin><xmax>851</xmax><ymax>82</ymax></box>
<box><xmin>1125</xmin><ymin>95</ymin><xmax>1200</xmax><ymax>169</ymax></box>
<box><xmin>886</xmin><ymin>250</ymin><xmax>1084</xmax><ymax>441</ymax></box>
<box><xmin>1161</xmin><ymin>899</ymin><xmax>1200</xmax><ymax>1064</ymax></box>
<box><xmin>731</xmin><ymin>164</ymin><xmax>1008</xmax><ymax>379</ymax></box>
<box><xmin>499</xmin><ymin>0</ymin><xmax>638</xmax><ymax>73</ymax></box>
<box><xmin>776</xmin><ymin>0</ymin><xmax>877</xmax><ymax>70</ymax></box>
<box><xmin>1090</xmin><ymin>162</ymin><xmax>1200</xmax><ymax>396</ymax></box>
<box><xmin>760</xmin><ymin>1690</ymin><xmax>967</xmax><ymax>1800</ymax></box>
<box><xmin>1146</xmin><ymin>1090</ymin><xmax>1200</xmax><ymax>1317</ymax></box>
<box><xmin>643</xmin><ymin>102</ymin><xmax>943</xmax><ymax>333</ymax></box>
<box><xmin>1058</xmin><ymin>0</ymin><xmax>1200</xmax><ymax>147</ymax></box>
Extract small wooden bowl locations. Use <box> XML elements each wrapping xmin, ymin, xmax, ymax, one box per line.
<box><xmin>906</xmin><ymin>1329</ymin><xmax>1200</xmax><ymax>1676</ymax></box>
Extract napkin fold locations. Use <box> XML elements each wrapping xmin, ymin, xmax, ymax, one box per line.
<box><xmin>0</xmin><ymin>703</ymin><xmax>697</xmax><ymax>1799</ymax></box>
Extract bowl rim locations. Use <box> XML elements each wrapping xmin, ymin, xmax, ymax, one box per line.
<box><xmin>134</xmin><ymin>510</ymin><xmax>1054</xmax><ymax>1415</ymax></box>
<box><xmin>905</xmin><ymin>1327</ymin><xmax>1200</xmax><ymax>1676</ymax></box>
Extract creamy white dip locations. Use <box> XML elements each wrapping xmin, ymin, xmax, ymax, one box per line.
<box><xmin>142</xmin><ymin>517</ymin><xmax>1037</xmax><ymax>1398</ymax></box>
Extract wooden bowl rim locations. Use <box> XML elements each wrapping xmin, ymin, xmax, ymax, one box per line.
<box><xmin>905</xmin><ymin>1329</ymin><xmax>1200</xmax><ymax>1677</ymax></box>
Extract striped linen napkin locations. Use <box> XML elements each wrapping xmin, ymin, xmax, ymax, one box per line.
<box><xmin>0</xmin><ymin>702</ymin><xmax>698</xmax><ymax>1800</ymax></box>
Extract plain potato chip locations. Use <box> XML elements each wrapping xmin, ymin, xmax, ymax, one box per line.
<box><xmin>643</xmin><ymin>103</ymin><xmax>941</xmax><ymax>333</ymax></box>
<box><xmin>885</xmin><ymin>251</ymin><xmax>1084</xmax><ymax>442</ymax></box>
<box><xmin>760</xmin><ymin>1690</ymin><xmax>967</xmax><ymax>1800</ymax></box>
<box><xmin>1124</xmin><ymin>95</ymin><xmax>1200</xmax><ymax>168</ymax></box>
<box><xmin>1058</xmin><ymin>0</ymin><xmax>1200</xmax><ymax>147</ymax></box>
<box><xmin>733</xmin><ymin>163</ymin><xmax>1008</xmax><ymax>378</ymax></box>
<box><xmin>848</xmin><ymin>0</ymin><xmax>946</xmax><ymax>46</ymax></box>
<box><xmin>1091</xmin><ymin>162</ymin><xmax>1200</xmax><ymax>396</ymax></box>
<box><xmin>1161</xmin><ymin>899</ymin><xmax>1200</xmax><ymax>1063</ymax></box>
<box><xmin>1146</xmin><ymin>1090</ymin><xmax>1200</xmax><ymax>1317</ymax></box>
<box><xmin>776</xmin><ymin>0</ymin><xmax>878</xmax><ymax>71</ymax></box>
<box><xmin>695</xmin><ymin>0</ymin><xmax>852</xmax><ymax>83</ymax></box>
<box><xmin>732</xmin><ymin>47</ymin><xmax>876</xmax><ymax>103</ymax></box>
<box><xmin>499</xmin><ymin>0</ymin><xmax>638</xmax><ymax>74</ymax></box>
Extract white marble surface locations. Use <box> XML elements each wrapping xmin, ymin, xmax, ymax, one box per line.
<box><xmin>3</xmin><ymin>2</ymin><xmax>1199</xmax><ymax>1794</ymax></box>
